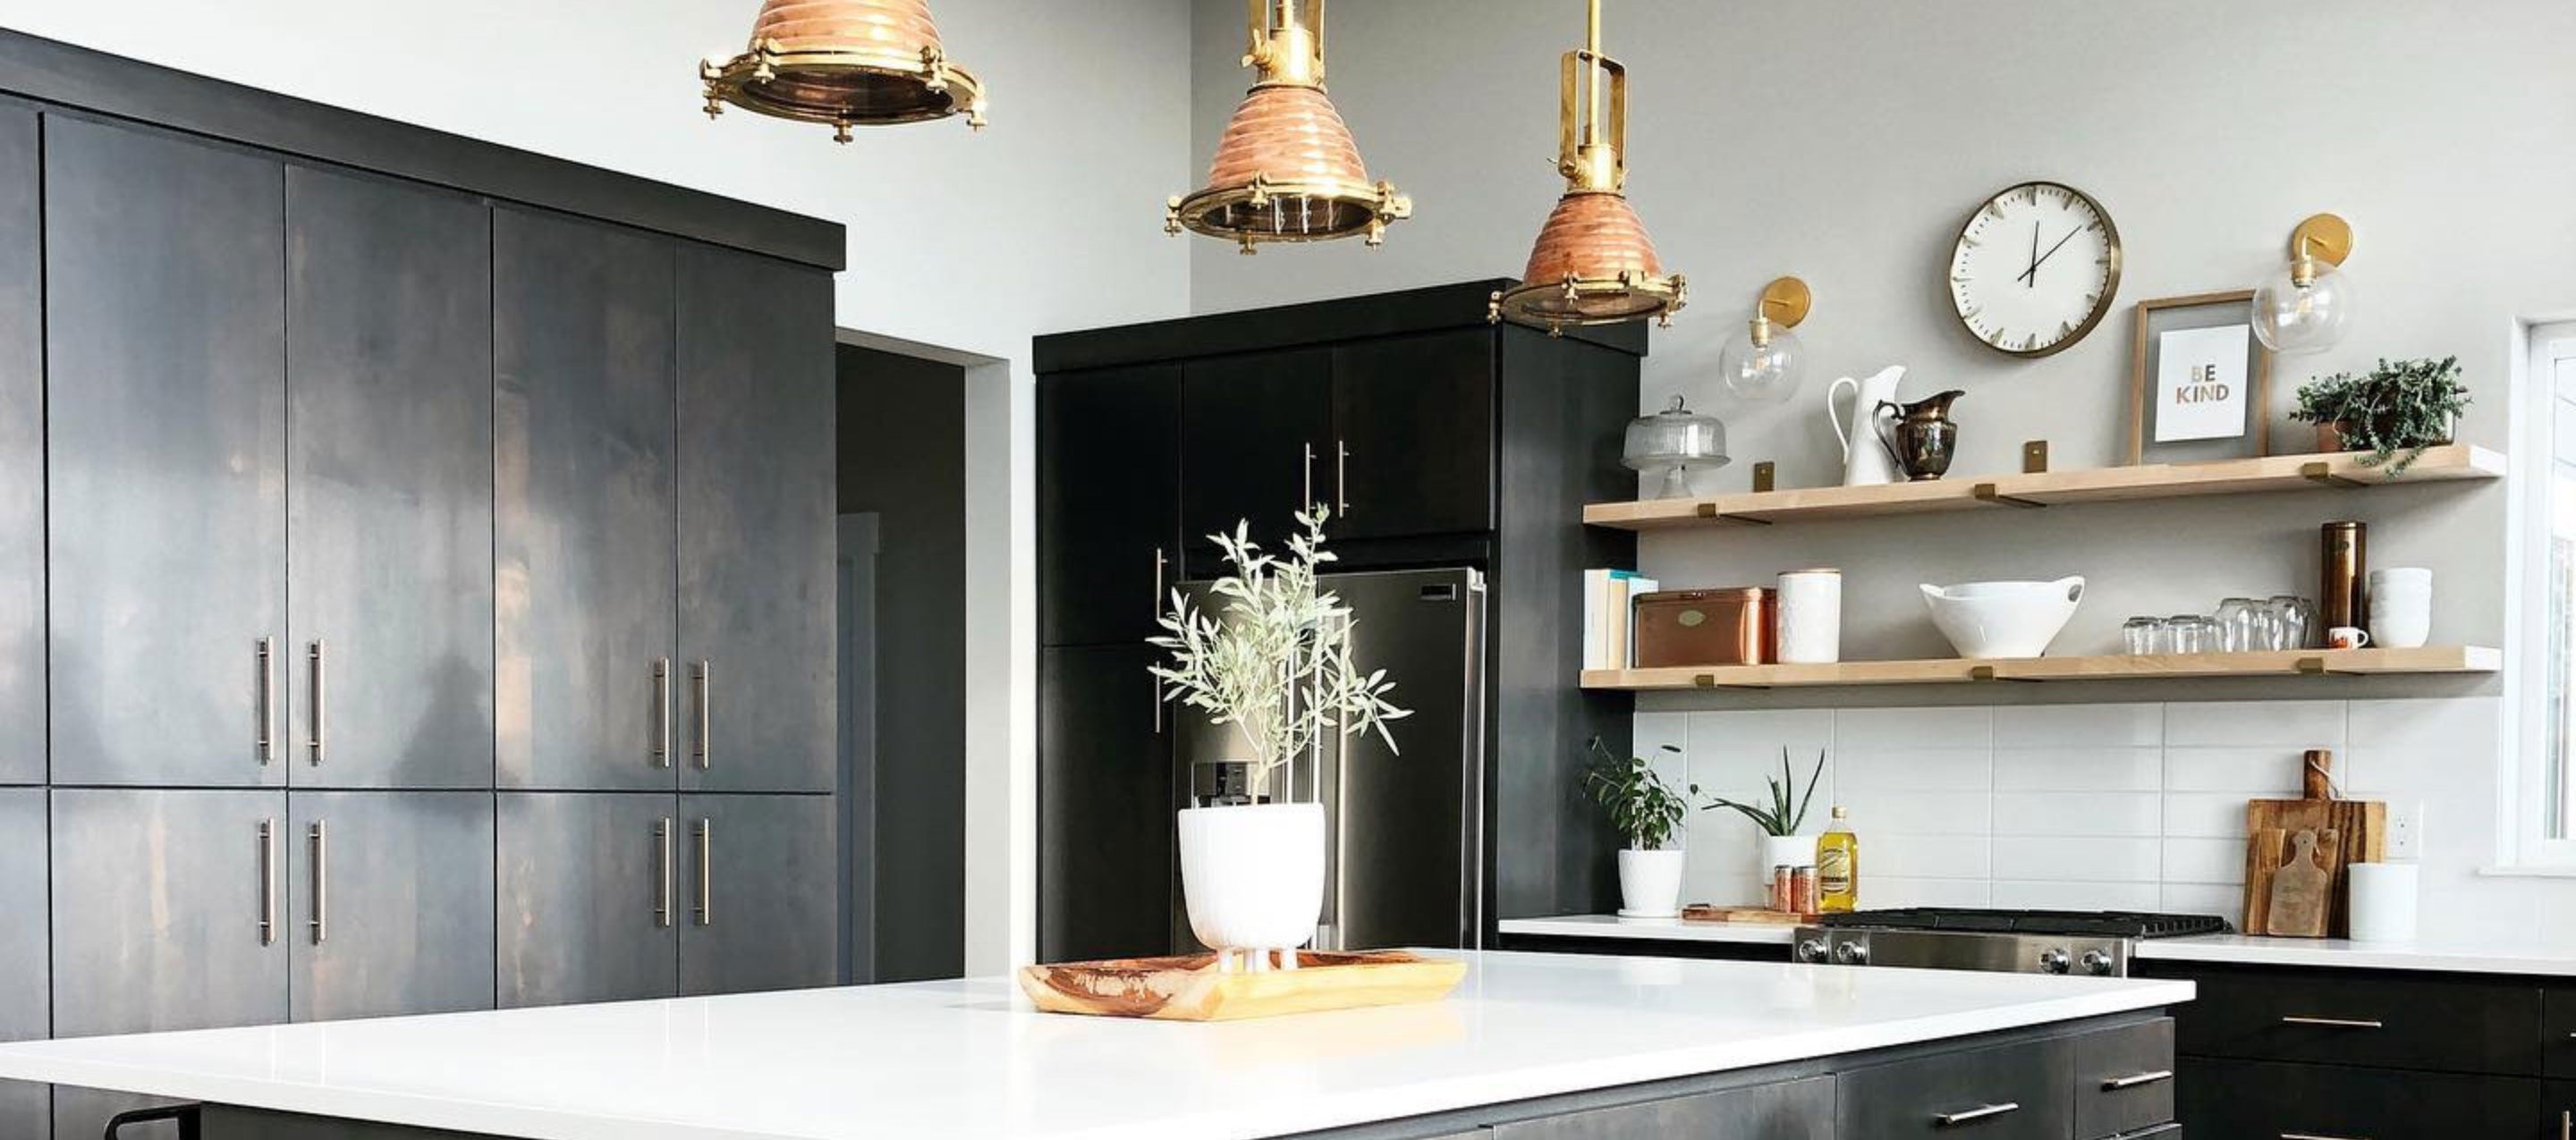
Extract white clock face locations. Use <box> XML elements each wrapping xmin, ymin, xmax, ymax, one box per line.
<box><xmin>1948</xmin><ymin>182</ymin><xmax>2121</xmax><ymax>358</ymax></box>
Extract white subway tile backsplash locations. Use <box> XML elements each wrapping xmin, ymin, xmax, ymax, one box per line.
<box><xmin>1992</xmin><ymin>748</ymin><xmax>2162</xmax><ymax>791</ymax></box>
<box><xmin>1684</xmin><ymin>709</ymin><xmax>1834</xmax><ymax>761</ymax></box>
<box><xmin>1992</xmin><ymin>837</ymin><xmax>2160</xmax><ymax>882</ymax></box>
<box><xmin>2160</xmin><ymin>838</ymin><xmax>2248</xmax><ymax>884</ymax></box>
<box><xmin>2162</xmin><ymin>700</ymin><xmax>2344</xmax><ymax>748</ymax></box>
<box><xmin>1865</xmin><ymin>877</ymin><xmax>1992</xmax><ymax>908</ymax></box>
<box><xmin>2159</xmin><ymin>792</ymin><xmax>2251</xmax><ymax>839</ymax></box>
<box><xmin>2162</xmin><ymin>747</ymin><xmax>2309</xmax><ymax>794</ymax></box>
<box><xmin>1993</xmin><ymin>880</ymin><xmax>2162</xmax><ymax>911</ymax></box>
<box><xmin>1834</xmin><ymin>748</ymin><xmax>1989</xmax><ymax>792</ymax></box>
<box><xmin>1996</xmin><ymin>704</ymin><xmax>2162</xmax><ymax>748</ymax></box>
<box><xmin>1993</xmin><ymin>792</ymin><xmax>2160</xmax><ymax>838</ymax></box>
<box><xmin>2346</xmin><ymin>697</ymin><xmax>2501</xmax><ymax>756</ymax></box>
<box><xmin>1869</xmin><ymin>834</ymin><xmax>1993</xmax><ymax>879</ymax></box>
<box><xmin>2158</xmin><ymin>882</ymin><xmax>2244</xmax><ymax>918</ymax></box>
<box><xmin>1839</xmin><ymin>790</ymin><xmax>1990</xmax><ymax>836</ymax></box>
<box><xmin>1836</xmin><ymin>706</ymin><xmax>1991</xmax><ymax>750</ymax></box>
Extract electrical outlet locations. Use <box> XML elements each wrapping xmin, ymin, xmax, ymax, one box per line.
<box><xmin>2386</xmin><ymin>801</ymin><xmax>2426</xmax><ymax>861</ymax></box>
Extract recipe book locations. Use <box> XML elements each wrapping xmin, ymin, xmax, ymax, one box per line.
<box><xmin>1581</xmin><ymin>569</ymin><xmax>1657</xmax><ymax>671</ymax></box>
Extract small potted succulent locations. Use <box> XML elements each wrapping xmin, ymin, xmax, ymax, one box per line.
<box><xmin>1580</xmin><ymin>739</ymin><xmax>1695</xmax><ymax>918</ymax></box>
<box><xmin>1702</xmin><ymin>747</ymin><xmax>1827</xmax><ymax>897</ymax></box>
<box><xmin>1151</xmin><ymin>505</ymin><xmax>1409</xmax><ymax>971</ymax></box>
<box><xmin>2291</xmin><ymin>356</ymin><xmax>2470</xmax><ymax>477</ymax></box>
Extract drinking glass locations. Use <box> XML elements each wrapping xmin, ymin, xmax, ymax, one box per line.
<box><xmin>2121</xmin><ymin>617</ymin><xmax>2160</xmax><ymax>654</ymax></box>
<box><xmin>2164</xmin><ymin>615</ymin><xmax>2214</xmax><ymax>654</ymax></box>
<box><xmin>2216</xmin><ymin>597</ymin><xmax>2273</xmax><ymax>654</ymax></box>
<box><xmin>2267</xmin><ymin>595</ymin><xmax>2316</xmax><ymax>651</ymax></box>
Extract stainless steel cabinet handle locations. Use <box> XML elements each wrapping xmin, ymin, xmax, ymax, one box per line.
<box><xmin>1150</xmin><ymin>547</ymin><xmax>1168</xmax><ymax>733</ymax></box>
<box><xmin>1933</xmin><ymin>1102</ymin><xmax>2020</xmax><ymax>1127</ymax></box>
<box><xmin>309</xmin><ymin>820</ymin><xmax>328</xmax><ymax>945</ymax></box>
<box><xmin>691</xmin><ymin>661</ymin><xmax>711</xmax><ymax>770</ymax></box>
<box><xmin>256</xmin><ymin>638</ymin><xmax>275</xmax><ymax>764</ymax></box>
<box><xmin>1301</xmin><ymin>442</ymin><xmax>1315</xmax><ymax>507</ymax></box>
<box><xmin>2562</xmin><ymin>1109</ymin><xmax>2570</xmax><ymax>1140</ymax></box>
<box><xmin>257</xmin><ymin>819</ymin><xmax>276</xmax><ymax>946</ymax></box>
<box><xmin>650</xmin><ymin>659</ymin><xmax>672</xmax><ymax>768</ymax></box>
<box><xmin>308</xmin><ymin>639</ymin><xmax>326</xmax><ymax>765</ymax></box>
<box><xmin>653</xmin><ymin>817</ymin><xmax>674</xmax><ymax>928</ymax></box>
<box><xmin>2281</xmin><ymin>1133</ymin><xmax>2370</xmax><ymax>1140</ymax></box>
<box><xmin>692</xmin><ymin>819</ymin><xmax>712</xmax><ymax>927</ymax></box>
<box><xmin>2280</xmin><ymin>1016</ymin><xmax>2385</xmax><ymax>1029</ymax></box>
<box><xmin>1335</xmin><ymin>440</ymin><xmax>1350</xmax><ymax>516</ymax></box>
<box><xmin>2100</xmin><ymin>1069</ymin><xmax>2173</xmax><ymax>1091</ymax></box>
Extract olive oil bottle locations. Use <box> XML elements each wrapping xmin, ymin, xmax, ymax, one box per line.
<box><xmin>1816</xmin><ymin>806</ymin><xmax>1859</xmax><ymax>913</ymax></box>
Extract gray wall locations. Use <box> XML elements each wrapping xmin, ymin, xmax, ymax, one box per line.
<box><xmin>838</xmin><ymin>344</ymin><xmax>968</xmax><ymax>981</ymax></box>
<box><xmin>1188</xmin><ymin>0</ymin><xmax>2576</xmax><ymax>665</ymax></box>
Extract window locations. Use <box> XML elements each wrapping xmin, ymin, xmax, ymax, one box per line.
<box><xmin>2513</xmin><ymin>324</ymin><xmax>2576</xmax><ymax>864</ymax></box>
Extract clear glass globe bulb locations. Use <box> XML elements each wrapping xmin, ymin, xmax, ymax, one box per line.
<box><xmin>2251</xmin><ymin>259</ymin><xmax>2354</xmax><ymax>355</ymax></box>
<box><xmin>1720</xmin><ymin>323</ymin><xmax>1805</xmax><ymax>405</ymax></box>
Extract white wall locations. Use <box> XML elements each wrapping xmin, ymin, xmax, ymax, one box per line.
<box><xmin>1188</xmin><ymin>0</ymin><xmax>2576</xmax><ymax>937</ymax></box>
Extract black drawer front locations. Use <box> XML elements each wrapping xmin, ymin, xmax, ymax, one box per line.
<box><xmin>2073</xmin><ymin>1018</ymin><xmax>2176</xmax><ymax>1139</ymax></box>
<box><xmin>2162</xmin><ymin>963</ymin><xmax>2541</xmax><ymax>1075</ymax></box>
<box><xmin>2177</xmin><ymin>1058</ymin><xmax>2534</xmax><ymax>1136</ymax></box>
<box><xmin>2545</xmin><ymin>990</ymin><xmax>2576</xmax><ymax>1078</ymax></box>
<box><xmin>1487</xmin><ymin>1076</ymin><xmax>1833</xmax><ymax>1139</ymax></box>
<box><xmin>1839</xmin><ymin>1036</ymin><xmax>2073</xmax><ymax>1139</ymax></box>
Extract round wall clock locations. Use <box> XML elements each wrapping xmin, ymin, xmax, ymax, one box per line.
<box><xmin>1946</xmin><ymin>181</ymin><xmax>2122</xmax><ymax>358</ymax></box>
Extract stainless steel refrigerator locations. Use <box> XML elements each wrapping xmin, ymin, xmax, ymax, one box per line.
<box><xmin>1168</xmin><ymin>567</ymin><xmax>1487</xmax><ymax>954</ymax></box>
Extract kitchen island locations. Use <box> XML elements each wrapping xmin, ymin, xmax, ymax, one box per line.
<box><xmin>0</xmin><ymin>950</ymin><xmax>2190</xmax><ymax>1140</ymax></box>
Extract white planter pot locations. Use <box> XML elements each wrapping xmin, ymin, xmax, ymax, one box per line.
<box><xmin>1776</xmin><ymin>570</ymin><xmax>1843</xmax><ymax>664</ymax></box>
<box><xmin>1177</xmin><ymin>802</ymin><xmax>1325</xmax><ymax>958</ymax></box>
<box><xmin>1759</xmin><ymin>833</ymin><xmax>1814</xmax><ymax>875</ymax></box>
<box><xmin>1614</xmin><ymin>848</ymin><xmax>1686</xmax><ymax>918</ymax></box>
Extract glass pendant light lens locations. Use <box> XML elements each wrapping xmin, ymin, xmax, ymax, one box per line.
<box><xmin>2251</xmin><ymin>261</ymin><xmax>2353</xmax><ymax>355</ymax></box>
<box><xmin>1720</xmin><ymin>325</ymin><xmax>1805</xmax><ymax>404</ymax></box>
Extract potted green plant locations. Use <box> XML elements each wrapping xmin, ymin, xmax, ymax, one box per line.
<box><xmin>1703</xmin><ymin>747</ymin><xmax>1827</xmax><ymax>897</ymax></box>
<box><xmin>1580</xmin><ymin>739</ymin><xmax>1697</xmax><ymax>917</ymax></box>
<box><xmin>2290</xmin><ymin>356</ymin><xmax>2470</xmax><ymax>477</ymax></box>
<box><xmin>1151</xmin><ymin>505</ymin><xmax>1409</xmax><ymax>970</ymax></box>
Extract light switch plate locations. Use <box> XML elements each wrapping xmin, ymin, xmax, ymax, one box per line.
<box><xmin>2386</xmin><ymin>800</ymin><xmax>2425</xmax><ymax>860</ymax></box>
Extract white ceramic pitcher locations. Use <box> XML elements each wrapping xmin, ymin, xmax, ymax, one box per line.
<box><xmin>1826</xmin><ymin>365</ymin><xmax>1906</xmax><ymax>486</ymax></box>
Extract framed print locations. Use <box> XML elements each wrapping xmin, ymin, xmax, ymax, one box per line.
<box><xmin>2127</xmin><ymin>290</ymin><xmax>2273</xmax><ymax>464</ymax></box>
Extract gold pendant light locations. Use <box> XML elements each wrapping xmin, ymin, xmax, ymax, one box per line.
<box><xmin>1489</xmin><ymin>0</ymin><xmax>1685</xmax><ymax>334</ymax></box>
<box><xmin>1168</xmin><ymin>1</ymin><xmax>1410</xmax><ymax>254</ymax></box>
<box><xmin>700</xmin><ymin>0</ymin><xmax>987</xmax><ymax>143</ymax></box>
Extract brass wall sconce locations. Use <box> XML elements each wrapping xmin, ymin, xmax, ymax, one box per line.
<box><xmin>1718</xmin><ymin>276</ymin><xmax>1812</xmax><ymax>405</ymax></box>
<box><xmin>2252</xmin><ymin>213</ymin><xmax>2354</xmax><ymax>355</ymax></box>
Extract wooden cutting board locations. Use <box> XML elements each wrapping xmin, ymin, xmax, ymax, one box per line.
<box><xmin>1682</xmin><ymin>904</ymin><xmax>1816</xmax><ymax>925</ymax></box>
<box><xmin>1018</xmin><ymin>950</ymin><xmax>1467</xmax><ymax>1021</ymax></box>
<box><xmin>2242</xmin><ymin>749</ymin><xmax>2385</xmax><ymax>937</ymax></box>
<box><xmin>2249</xmin><ymin>827</ymin><xmax>2342</xmax><ymax>937</ymax></box>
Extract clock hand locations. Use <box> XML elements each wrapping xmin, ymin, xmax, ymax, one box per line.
<box><xmin>2017</xmin><ymin>226</ymin><xmax>2085</xmax><ymax>285</ymax></box>
<box><xmin>2025</xmin><ymin>222</ymin><xmax>2039</xmax><ymax>289</ymax></box>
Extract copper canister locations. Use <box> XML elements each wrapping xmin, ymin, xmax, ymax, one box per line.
<box><xmin>1631</xmin><ymin>587</ymin><xmax>1776</xmax><ymax>668</ymax></box>
<box><xmin>2321</xmin><ymin>521</ymin><xmax>2368</xmax><ymax>631</ymax></box>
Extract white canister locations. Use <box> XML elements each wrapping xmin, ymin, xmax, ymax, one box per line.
<box><xmin>2368</xmin><ymin>567</ymin><xmax>2433</xmax><ymax>649</ymax></box>
<box><xmin>1776</xmin><ymin>569</ymin><xmax>1843</xmax><ymax>664</ymax></box>
<box><xmin>2346</xmin><ymin>861</ymin><xmax>2420</xmax><ymax>942</ymax></box>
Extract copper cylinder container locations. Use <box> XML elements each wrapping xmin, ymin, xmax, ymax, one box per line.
<box><xmin>2321</xmin><ymin>521</ymin><xmax>2368</xmax><ymax>632</ymax></box>
<box><xmin>1631</xmin><ymin>587</ymin><xmax>1776</xmax><ymax>668</ymax></box>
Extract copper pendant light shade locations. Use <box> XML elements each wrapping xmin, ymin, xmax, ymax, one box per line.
<box><xmin>1168</xmin><ymin>1</ymin><xmax>1410</xmax><ymax>253</ymax></box>
<box><xmin>1490</xmin><ymin>0</ymin><xmax>1685</xmax><ymax>334</ymax></box>
<box><xmin>700</xmin><ymin>0</ymin><xmax>987</xmax><ymax>143</ymax></box>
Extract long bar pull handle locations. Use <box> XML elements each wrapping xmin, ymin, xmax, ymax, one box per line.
<box><xmin>309</xmin><ymin>820</ymin><xmax>328</xmax><ymax>945</ymax></box>
<box><xmin>2281</xmin><ymin>1134</ymin><xmax>2370</xmax><ymax>1140</ymax></box>
<box><xmin>691</xmin><ymin>662</ymin><xmax>711</xmax><ymax>770</ymax></box>
<box><xmin>2279</xmin><ymin>1016</ymin><xmax>2385</xmax><ymax>1029</ymax></box>
<box><xmin>650</xmin><ymin>659</ymin><xmax>672</xmax><ymax>768</ymax></box>
<box><xmin>256</xmin><ymin>638</ymin><xmax>275</xmax><ymax>764</ymax></box>
<box><xmin>2562</xmin><ymin>1109</ymin><xmax>2570</xmax><ymax>1140</ymax></box>
<box><xmin>257</xmin><ymin>819</ymin><xmax>276</xmax><ymax>946</ymax></box>
<box><xmin>2099</xmin><ymin>1069</ymin><xmax>2173</xmax><ymax>1091</ymax></box>
<box><xmin>1150</xmin><ymin>547</ymin><xmax>1168</xmax><ymax>733</ymax></box>
<box><xmin>1335</xmin><ymin>440</ymin><xmax>1350</xmax><ymax>516</ymax></box>
<box><xmin>1301</xmin><ymin>442</ymin><xmax>1315</xmax><ymax>508</ymax></box>
<box><xmin>1933</xmin><ymin>1102</ymin><xmax>2020</xmax><ymax>1127</ymax></box>
<box><xmin>308</xmin><ymin>639</ymin><xmax>326</xmax><ymax>765</ymax></box>
<box><xmin>653</xmin><ymin>817</ymin><xmax>674</xmax><ymax>928</ymax></box>
<box><xmin>692</xmin><ymin>818</ymin><xmax>712</xmax><ymax>926</ymax></box>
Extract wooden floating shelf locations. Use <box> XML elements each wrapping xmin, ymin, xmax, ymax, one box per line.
<box><xmin>1584</xmin><ymin>446</ymin><xmax>2505</xmax><ymax>531</ymax></box>
<box><xmin>1580</xmin><ymin>646</ymin><xmax>2503</xmax><ymax>691</ymax></box>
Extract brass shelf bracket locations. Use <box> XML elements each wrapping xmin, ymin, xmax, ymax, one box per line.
<box><xmin>2300</xmin><ymin>461</ymin><xmax>2367</xmax><ymax>489</ymax></box>
<box><xmin>1973</xmin><ymin>483</ymin><xmax>2047</xmax><ymax>509</ymax></box>
<box><xmin>1691</xmin><ymin>502</ymin><xmax>1772</xmax><ymax>527</ymax></box>
<box><xmin>1692</xmin><ymin>673</ymin><xmax>1771</xmax><ymax>691</ymax></box>
<box><xmin>1969</xmin><ymin>664</ymin><xmax>2043</xmax><ymax>683</ymax></box>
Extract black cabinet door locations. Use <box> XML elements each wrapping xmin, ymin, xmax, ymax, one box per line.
<box><xmin>1838</xmin><ymin>1034</ymin><xmax>2075</xmax><ymax>1139</ymax></box>
<box><xmin>1038</xmin><ymin>365</ymin><xmax>1179</xmax><ymax>646</ymax></box>
<box><xmin>679</xmin><ymin>793</ymin><xmax>837</xmax><ymax>995</ymax></box>
<box><xmin>2178</xmin><ymin>1058</ymin><xmax>2535</xmax><ymax>1137</ymax></box>
<box><xmin>1038</xmin><ymin>645</ymin><xmax>1172</xmax><ymax>962</ymax></box>
<box><xmin>46</xmin><ymin>115</ymin><xmax>286</xmax><ymax>788</ymax></box>
<box><xmin>496</xmin><ymin>791</ymin><xmax>680</xmax><ymax>1008</ymax></box>
<box><xmin>1179</xmin><ymin>349</ymin><xmax>1330</xmax><ymax>563</ymax></box>
<box><xmin>2165</xmin><ymin>962</ymin><xmax>2542</xmax><ymax>1075</ymax></box>
<box><xmin>285</xmin><ymin>165</ymin><xmax>496</xmax><ymax>790</ymax></box>
<box><xmin>0</xmin><ymin>107</ymin><xmax>35</xmax><ymax>790</ymax></box>
<box><xmin>494</xmin><ymin>208</ymin><xmax>679</xmax><ymax>791</ymax></box>
<box><xmin>1330</xmin><ymin>329</ymin><xmax>1495</xmax><ymax>541</ymax></box>
<box><xmin>1489</xmin><ymin>1076</ymin><xmax>1834</xmax><ymax>1138</ymax></box>
<box><xmin>677</xmin><ymin>244</ymin><xmax>836</xmax><ymax>793</ymax></box>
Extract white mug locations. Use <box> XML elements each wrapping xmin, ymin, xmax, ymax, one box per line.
<box><xmin>2326</xmin><ymin>626</ymin><xmax>2370</xmax><ymax>650</ymax></box>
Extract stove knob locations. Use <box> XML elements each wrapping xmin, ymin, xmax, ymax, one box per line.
<box><xmin>2038</xmin><ymin>948</ymin><xmax>2072</xmax><ymax>975</ymax></box>
<box><xmin>1832</xmin><ymin>941</ymin><xmax>1869</xmax><ymax>966</ymax></box>
<box><xmin>2081</xmin><ymin>950</ymin><xmax>2116</xmax><ymax>976</ymax></box>
<box><xmin>1795</xmin><ymin>939</ymin><xmax>1830</xmax><ymax>964</ymax></box>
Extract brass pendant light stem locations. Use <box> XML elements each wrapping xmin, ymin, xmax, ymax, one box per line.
<box><xmin>1583</xmin><ymin>0</ymin><xmax>1605</xmax><ymax>147</ymax></box>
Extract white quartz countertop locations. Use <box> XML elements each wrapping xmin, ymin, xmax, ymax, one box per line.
<box><xmin>2133</xmin><ymin>934</ymin><xmax>2576</xmax><ymax>976</ymax></box>
<box><xmin>1498</xmin><ymin>914</ymin><xmax>1798</xmax><ymax>945</ymax></box>
<box><xmin>0</xmin><ymin>950</ymin><xmax>2188</xmax><ymax>1140</ymax></box>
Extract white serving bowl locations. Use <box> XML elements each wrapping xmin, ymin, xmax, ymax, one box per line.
<box><xmin>1919</xmin><ymin>577</ymin><xmax>2086</xmax><ymax>658</ymax></box>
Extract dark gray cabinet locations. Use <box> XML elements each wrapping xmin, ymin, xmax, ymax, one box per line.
<box><xmin>1837</xmin><ymin>1034</ymin><xmax>2075</xmax><ymax>1139</ymax></box>
<box><xmin>1329</xmin><ymin>330</ymin><xmax>1496</xmax><ymax>541</ymax></box>
<box><xmin>0</xmin><ymin>106</ymin><xmax>37</xmax><ymax>790</ymax></box>
<box><xmin>676</xmin><ymin>246</ymin><xmax>836</xmax><ymax>794</ymax></box>
<box><xmin>1178</xmin><ymin>348</ymin><xmax>1331</xmax><ymax>560</ymax></box>
<box><xmin>494</xmin><ymin>208</ymin><xmax>678</xmax><ymax>793</ymax></box>
<box><xmin>1038</xmin><ymin>645</ymin><xmax>1172</xmax><ymax>964</ymax></box>
<box><xmin>286</xmin><ymin>792</ymin><xmax>496</xmax><ymax>1022</ymax></box>
<box><xmin>50</xmin><ymin>789</ymin><xmax>290</xmax><ymax>1036</ymax></box>
<box><xmin>678</xmin><ymin>794</ymin><xmax>836</xmax><ymax>995</ymax></box>
<box><xmin>0</xmin><ymin>790</ymin><xmax>44</xmax><ymax>1140</ymax></box>
<box><xmin>45</xmin><ymin>115</ymin><xmax>286</xmax><ymax>789</ymax></box>
<box><xmin>1491</xmin><ymin>1077</ymin><xmax>1834</xmax><ymax>1138</ymax></box>
<box><xmin>1037</xmin><ymin>364</ymin><xmax>1179</xmax><ymax>647</ymax></box>
<box><xmin>496</xmin><ymin>792</ymin><xmax>681</xmax><ymax>1008</ymax></box>
<box><xmin>284</xmin><ymin>165</ymin><xmax>496</xmax><ymax>790</ymax></box>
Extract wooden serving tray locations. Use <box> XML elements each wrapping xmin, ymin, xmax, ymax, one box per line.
<box><xmin>1682</xmin><ymin>904</ymin><xmax>1816</xmax><ymax>925</ymax></box>
<box><xmin>1018</xmin><ymin>950</ymin><xmax>1468</xmax><ymax>1022</ymax></box>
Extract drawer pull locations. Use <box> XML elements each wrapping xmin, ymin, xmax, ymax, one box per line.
<box><xmin>2281</xmin><ymin>1134</ymin><xmax>2369</xmax><ymax>1140</ymax></box>
<box><xmin>2099</xmin><ymin>1068</ymin><xmax>2174</xmax><ymax>1091</ymax></box>
<box><xmin>2279</xmin><ymin>1015</ymin><xmax>2385</xmax><ymax>1029</ymax></box>
<box><xmin>1933</xmin><ymin>1102</ymin><xmax>2020</xmax><ymax>1127</ymax></box>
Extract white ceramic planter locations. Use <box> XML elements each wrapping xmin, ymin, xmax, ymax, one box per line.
<box><xmin>1759</xmin><ymin>833</ymin><xmax>1813</xmax><ymax>874</ymax></box>
<box><xmin>1775</xmin><ymin>570</ymin><xmax>1843</xmax><ymax>664</ymax></box>
<box><xmin>1614</xmin><ymin>848</ymin><xmax>1685</xmax><ymax>918</ymax></box>
<box><xmin>1177</xmin><ymin>802</ymin><xmax>1326</xmax><ymax>963</ymax></box>
<box><xmin>1920</xmin><ymin>577</ymin><xmax>2086</xmax><ymax>658</ymax></box>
